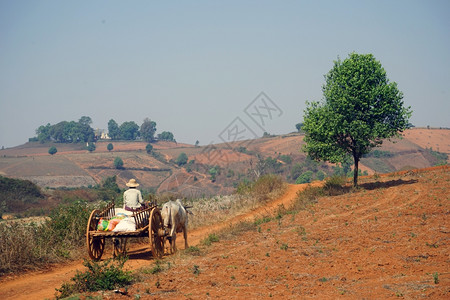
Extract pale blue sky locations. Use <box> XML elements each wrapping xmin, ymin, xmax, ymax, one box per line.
<box><xmin>1</xmin><ymin>0</ymin><xmax>449</xmax><ymax>148</ymax></box>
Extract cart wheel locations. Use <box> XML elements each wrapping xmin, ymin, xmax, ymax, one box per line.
<box><xmin>86</xmin><ymin>209</ymin><xmax>105</xmax><ymax>260</ymax></box>
<box><xmin>113</xmin><ymin>237</ymin><xmax>128</xmax><ymax>258</ymax></box>
<box><xmin>149</xmin><ymin>208</ymin><xmax>165</xmax><ymax>258</ymax></box>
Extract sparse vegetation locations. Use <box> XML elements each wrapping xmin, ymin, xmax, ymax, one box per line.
<box><xmin>433</xmin><ymin>272</ymin><xmax>439</xmax><ymax>284</ymax></box>
<box><xmin>0</xmin><ymin>176</ymin><xmax>44</xmax><ymax>215</ymax></box>
<box><xmin>0</xmin><ymin>199</ymin><xmax>92</xmax><ymax>274</ymax></box>
<box><xmin>202</xmin><ymin>233</ymin><xmax>219</xmax><ymax>246</ymax></box>
<box><xmin>56</xmin><ymin>257</ymin><xmax>133</xmax><ymax>299</ymax></box>
<box><xmin>237</xmin><ymin>174</ymin><xmax>285</xmax><ymax>202</ymax></box>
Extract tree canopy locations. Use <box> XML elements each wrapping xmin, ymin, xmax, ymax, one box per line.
<box><xmin>119</xmin><ymin>121</ymin><xmax>140</xmax><ymax>140</ymax></box>
<box><xmin>36</xmin><ymin>116</ymin><xmax>94</xmax><ymax>143</ymax></box>
<box><xmin>302</xmin><ymin>53</ymin><xmax>412</xmax><ymax>186</ymax></box>
<box><xmin>107</xmin><ymin>119</ymin><xmax>120</xmax><ymax>140</ymax></box>
<box><xmin>158</xmin><ymin>131</ymin><xmax>175</xmax><ymax>142</ymax></box>
<box><xmin>139</xmin><ymin>118</ymin><xmax>157</xmax><ymax>142</ymax></box>
<box><xmin>176</xmin><ymin>152</ymin><xmax>188</xmax><ymax>166</ymax></box>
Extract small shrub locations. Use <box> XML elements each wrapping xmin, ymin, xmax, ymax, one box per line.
<box><xmin>86</xmin><ymin>142</ymin><xmax>96</xmax><ymax>152</ymax></box>
<box><xmin>323</xmin><ymin>175</ymin><xmax>347</xmax><ymax>195</ymax></box>
<box><xmin>184</xmin><ymin>246</ymin><xmax>202</xmax><ymax>256</ymax></box>
<box><xmin>254</xmin><ymin>216</ymin><xmax>272</xmax><ymax>226</ymax></box>
<box><xmin>114</xmin><ymin>157</ymin><xmax>124</xmax><ymax>169</ymax></box>
<box><xmin>145</xmin><ymin>143</ymin><xmax>153</xmax><ymax>154</ymax></box>
<box><xmin>48</xmin><ymin>146</ymin><xmax>58</xmax><ymax>155</ymax></box>
<box><xmin>148</xmin><ymin>260</ymin><xmax>163</xmax><ymax>274</ymax></box>
<box><xmin>176</xmin><ymin>153</ymin><xmax>188</xmax><ymax>166</ymax></box>
<box><xmin>295</xmin><ymin>171</ymin><xmax>314</xmax><ymax>184</ymax></box>
<box><xmin>292</xmin><ymin>186</ymin><xmax>323</xmax><ymax>211</ymax></box>
<box><xmin>192</xmin><ymin>265</ymin><xmax>200</xmax><ymax>276</ymax></box>
<box><xmin>433</xmin><ymin>272</ymin><xmax>439</xmax><ymax>284</ymax></box>
<box><xmin>56</xmin><ymin>257</ymin><xmax>133</xmax><ymax>299</ymax></box>
<box><xmin>202</xmin><ymin>233</ymin><xmax>219</xmax><ymax>246</ymax></box>
<box><xmin>250</xmin><ymin>174</ymin><xmax>284</xmax><ymax>202</ymax></box>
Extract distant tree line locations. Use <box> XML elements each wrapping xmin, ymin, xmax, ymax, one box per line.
<box><xmin>32</xmin><ymin>116</ymin><xmax>175</xmax><ymax>144</ymax></box>
<box><xmin>34</xmin><ymin>116</ymin><xmax>95</xmax><ymax>143</ymax></box>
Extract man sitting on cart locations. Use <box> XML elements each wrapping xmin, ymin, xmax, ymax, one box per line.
<box><xmin>123</xmin><ymin>179</ymin><xmax>146</xmax><ymax>212</ymax></box>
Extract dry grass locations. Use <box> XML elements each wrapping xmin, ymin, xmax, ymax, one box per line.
<box><xmin>186</xmin><ymin>175</ymin><xmax>287</xmax><ymax>230</ymax></box>
<box><xmin>0</xmin><ymin>200</ymin><xmax>94</xmax><ymax>276</ymax></box>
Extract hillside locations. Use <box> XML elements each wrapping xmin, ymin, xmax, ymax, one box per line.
<box><xmin>0</xmin><ymin>128</ymin><xmax>448</xmax><ymax>200</ymax></box>
<box><xmin>0</xmin><ymin>166</ymin><xmax>448</xmax><ymax>299</ymax></box>
<box><xmin>89</xmin><ymin>165</ymin><xmax>450</xmax><ymax>299</ymax></box>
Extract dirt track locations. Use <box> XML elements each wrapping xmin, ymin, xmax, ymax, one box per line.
<box><xmin>1</xmin><ymin>166</ymin><xmax>449</xmax><ymax>299</ymax></box>
<box><xmin>106</xmin><ymin>166</ymin><xmax>449</xmax><ymax>299</ymax></box>
<box><xmin>0</xmin><ymin>182</ymin><xmax>313</xmax><ymax>300</ymax></box>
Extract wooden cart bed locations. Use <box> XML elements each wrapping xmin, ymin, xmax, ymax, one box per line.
<box><xmin>86</xmin><ymin>202</ymin><xmax>165</xmax><ymax>260</ymax></box>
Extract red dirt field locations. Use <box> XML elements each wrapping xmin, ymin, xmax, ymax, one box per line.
<box><xmin>0</xmin><ymin>166</ymin><xmax>448</xmax><ymax>299</ymax></box>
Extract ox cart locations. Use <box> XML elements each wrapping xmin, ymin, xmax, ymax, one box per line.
<box><xmin>86</xmin><ymin>202</ymin><xmax>166</xmax><ymax>260</ymax></box>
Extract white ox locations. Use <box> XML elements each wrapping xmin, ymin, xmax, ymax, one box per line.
<box><xmin>161</xmin><ymin>199</ymin><xmax>188</xmax><ymax>253</ymax></box>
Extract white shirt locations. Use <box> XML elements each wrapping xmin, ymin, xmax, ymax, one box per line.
<box><xmin>123</xmin><ymin>188</ymin><xmax>144</xmax><ymax>209</ymax></box>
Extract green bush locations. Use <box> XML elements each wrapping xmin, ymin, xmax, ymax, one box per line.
<box><xmin>45</xmin><ymin>200</ymin><xmax>91</xmax><ymax>246</ymax></box>
<box><xmin>56</xmin><ymin>257</ymin><xmax>133</xmax><ymax>299</ymax></box>
<box><xmin>145</xmin><ymin>143</ymin><xmax>153</xmax><ymax>154</ymax></box>
<box><xmin>295</xmin><ymin>171</ymin><xmax>314</xmax><ymax>184</ymax></box>
<box><xmin>202</xmin><ymin>233</ymin><xmax>219</xmax><ymax>246</ymax></box>
<box><xmin>48</xmin><ymin>146</ymin><xmax>58</xmax><ymax>155</ymax></box>
<box><xmin>176</xmin><ymin>152</ymin><xmax>188</xmax><ymax>166</ymax></box>
<box><xmin>114</xmin><ymin>157</ymin><xmax>124</xmax><ymax>169</ymax></box>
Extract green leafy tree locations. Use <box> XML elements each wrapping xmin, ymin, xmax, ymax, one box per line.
<box><xmin>208</xmin><ymin>165</ymin><xmax>220</xmax><ymax>182</ymax></box>
<box><xmin>36</xmin><ymin>123</ymin><xmax>51</xmax><ymax>143</ymax></box>
<box><xmin>76</xmin><ymin>116</ymin><xmax>95</xmax><ymax>142</ymax></box>
<box><xmin>302</xmin><ymin>53</ymin><xmax>412</xmax><ymax>186</ymax></box>
<box><xmin>140</xmin><ymin>118</ymin><xmax>157</xmax><ymax>142</ymax></box>
<box><xmin>78</xmin><ymin>116</ymin><xmax>92</xmax><ymax>127</ymax></box>
<box><xmin>158</xmin><ymin>131</ymin><xmax>175</xmax><ymax>142</ymax></box>
<box><xmin>86</xmin><ymin>142</ymin><xmax>96</xmax><ymax>152</ymax></box>
<box><xmin>48</xmin><ymin>146</ymin><xmax>57</xmax><ymax>155</ymax></box>
<box><xmin>176</xmin><ymin>152</ymin><xmax>188</xmax><ymax>166</ymax></box>
<box><xmin>114</xmin><ymin>157</ymin><xmax>124</xmax><ymax>169</ymax></box>
<box><xmin>119</xmin><ymin>121</ymin><xmax>139</xmax><ymax>140</ymax></box>
<box><xmin>107</xmin><ymin>143</ymin><xmax>113</xmax><ymax>152</ymax></box>
<box><xmin>295</xmin><ymin>123</ymin><xmax>303</xmax><ymax>132</ymax></box>
<box><xmin>35</xmin><ymin>117</ymin><xmax>94</xmax><ymax>143</ymax></box>
<box><xmin>108</xmin><ymin>119</ymin><xmax>120</xmax><ymax>140</ymax></box>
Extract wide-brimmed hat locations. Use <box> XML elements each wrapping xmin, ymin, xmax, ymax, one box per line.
<box><xmin>126</xmin><ymin>178</ymin><xmax>139</xmax><ymax>187</ymax></box>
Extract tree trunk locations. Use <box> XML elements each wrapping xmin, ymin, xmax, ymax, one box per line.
<box><xmin>353</xmin><ymin>155</ymin><xmax>359</xmax><ymax>187</ymax></box>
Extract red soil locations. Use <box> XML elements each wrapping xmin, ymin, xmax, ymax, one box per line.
<box><xmin>0</xmin><ymin>166</ymin><xmax>448</xmax><ymax>299</ymax></box>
